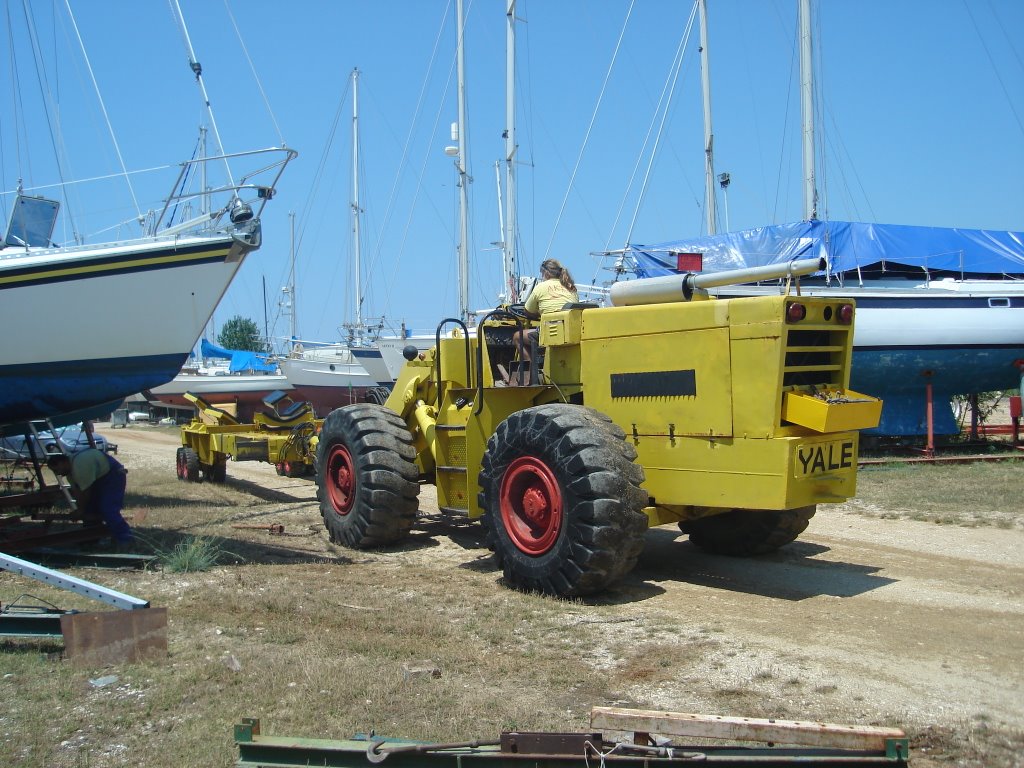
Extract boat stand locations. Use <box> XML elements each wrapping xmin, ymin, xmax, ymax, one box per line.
<box><xmin>0</xmin><ymin>419</ymin><xmax>106</xmax><ymax>552</ymax></box>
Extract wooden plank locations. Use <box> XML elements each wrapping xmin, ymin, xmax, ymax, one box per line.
<box><xmin>60</xmin><ymin>608</ymin><xmax>168</xmax><ymax>666</ymax></box>
<box><xmin>590</xmin><ymin>706</ymin><xmax>905</xmax><ymax>752</ymax></box>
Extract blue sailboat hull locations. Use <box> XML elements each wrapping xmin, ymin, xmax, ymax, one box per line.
<box><xmin>0</xmin><ymin>353</ymin><xmax>187</xmax><ymax>430</ymax></box>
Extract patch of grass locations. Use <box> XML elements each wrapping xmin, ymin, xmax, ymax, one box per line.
<box><xmin>140</xmin><ymin>534</ymin><xmax>237</xmax><ymax>572</ymax></box>
<box><xmin>853</xmin><ymin>462</ymin><xmax>1023</xmax><ymax>528</ymax></box>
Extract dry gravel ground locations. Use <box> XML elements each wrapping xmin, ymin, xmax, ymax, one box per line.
<box><xmin>3</xmin><ymin>425</ymin><xmax>1022</xmax><ymax>766</ymax></box>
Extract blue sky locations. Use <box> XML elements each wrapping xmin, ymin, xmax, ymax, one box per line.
<box><xmin>3</xmin><ymin>0</ymin><xmax>1022</xmax><ymax>347</ymax></box>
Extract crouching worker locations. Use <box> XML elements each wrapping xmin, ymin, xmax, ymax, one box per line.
<box><xmin>48</xmin><ymin>449</ymin><xmax>132</xmax><ymax>545</ymax></box>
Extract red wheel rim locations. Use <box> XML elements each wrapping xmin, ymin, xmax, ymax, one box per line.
<box><xmin>176</xmin><ymin>451</ymin><xmax>186</xmax><ymax>480</ymax></box>
<box><xmin>499</xmin><ymin>456</ymin><xmax>563</xmax><ymax>555</ymax></box>
<box><xmin>325</xmin><ymin>444</ymin><xmax>356</xmax><ymax>515</ymax></box>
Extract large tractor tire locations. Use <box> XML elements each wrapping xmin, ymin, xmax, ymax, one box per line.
<box><xmin>480</xmin><ymin>404</ymin><xmax>649</xmax><ymax>597</ymax></box>
<box><xmin>680</xmin><ymin>506</ymin><xmax>816</xmax><ymax>556</ymax></box>
<box><xmin>316</xmin><ymin>403</ymin><xmax>419</xmax><ymax>548</ymax></box>
<box><xmin>177</xmin><ymin>447</ymin><xmax>200</xmax><ymax>482</ymax></box>
<box><xmin>366</xmin><ymin>386</ymin><xmax>391</xmax><ymax>405</ymax></box>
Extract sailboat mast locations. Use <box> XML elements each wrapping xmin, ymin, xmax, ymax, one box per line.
<box><xmin>698</xmin><ymin>0</ymin><xmax>717</xmax><ymax>235</ymax></box>
<box><xmin>504</xmin><ymin>0</ymin><xmax>518</xmax><ymax>301</ymax></box>
<box><xmin>351</xmin><ymin>68</ymin><xmax>363</xmax><ymax>336</ymax></box>
<box><xmin>799</xmin><ymin>0</ymin><xmax>818</xmax><ymax>221</ymax></box>
<box><xmin>289</xmin><ymin>211</ymin><xmax>297</xmax><ymax>340</ymax></box>
<box><xmin>456</xmin><ymin>0</ymin><xmax>471</xmax><ymax>321</ymax></box>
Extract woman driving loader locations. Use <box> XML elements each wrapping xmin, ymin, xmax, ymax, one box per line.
<box><xmin>511</xmin><ymin>259</ymin><xmax>578</xmax><ymax>368</ymax></box>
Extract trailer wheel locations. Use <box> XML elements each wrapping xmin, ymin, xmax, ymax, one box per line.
<box><xmin>175</xmin><ymin>448</ymin><xmax>186</xmax><ymax>480</ymax></box>
<box><xmin>316</xmin><ymin>404</ymin><xmax>419</xmax><ymax>547</ymax></box>
<box><xmin>204</xmin><ymin>459</ymin><xmax>227</xmax><ymax>483</ymax></box>
<box><xmin>180</xmin><ymin>447</ymin><xmax>200</xmax><ymax>483</ymax></box>
<box><xmin>680</xmin><ymin>506</ymin><xmax>816</xmax><ymax>556</ymax></box>
<box><xmin>480</xmin><ymin>404</ymin><xmax>648</xmax><ymax>597</ymax></box>
<box><xmin>283</xmin><ymin>460</ymin><xmax>308</xmax><ymax>478</ymax></box>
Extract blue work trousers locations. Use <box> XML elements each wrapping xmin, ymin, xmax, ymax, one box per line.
<box><xmin>83</xmin><ymin>455</ymin><xmax>132</xmax><ymax>543</ymax></box>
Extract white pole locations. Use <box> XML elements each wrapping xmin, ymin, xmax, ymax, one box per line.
<box><xmin>698</xmin><ymin>0</ymin><xmax>717</xmax><ymax>235</ymax></box>
<box><xmin>799</xmin><ymin>0</ymin><xmax>818</xmax><ymax>221</ymax></box>
<box><xmin>494</xmin><ymin>161</ymin><xmax>508</xmax><ymax>302</ymax></box>
<box><xmin>352</xmin><ymin>68</ymin><xmax>363</xmax><ymax>336</ymax></box>
<box><xmin>289</xmin><ymin>211</ymin><xmax>297</xmax><ymax>340</ymax></box>
<box><xmin>456</xmin><ymin>0</ymin><xmax>471</xmax><ymax>321</ymax></box>
<box><xmin>504</xmin><ymin>0</ymin><xmax>518</xmax><ymax>300</ymax></box>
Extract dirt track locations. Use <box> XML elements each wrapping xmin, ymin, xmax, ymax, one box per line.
<box><xmin>111</xmin><ymin>426</ymin><xmax>1024</xmax><ymax>763</ymax></box>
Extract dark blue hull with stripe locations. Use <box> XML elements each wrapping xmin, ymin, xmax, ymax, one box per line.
<box><xmin>0</xmin><ymin>353</ymin><xmax>187</xmax><ymax>429</ymax></box>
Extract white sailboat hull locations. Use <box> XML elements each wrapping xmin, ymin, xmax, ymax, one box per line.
<box><xmin>0</xmin><ymin>230</ymin><xmax>259</xmax><ymax>428</ymax></box>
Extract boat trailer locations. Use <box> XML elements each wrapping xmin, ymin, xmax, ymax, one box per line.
<box><xmin>177</xmin><ymin>391</ymin><xmax>322</xmax><ymax>481</ymax></box>
<box><xmin>235</xmin><ymin>707</ymin><xmax>910</xmax><ymax>766</ymax></box>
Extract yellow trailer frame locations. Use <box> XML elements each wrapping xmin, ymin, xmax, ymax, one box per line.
<box><xmin>175</xmin><ymin>392</ymin><xmax>322</xmax><ymax>482</ymax></box>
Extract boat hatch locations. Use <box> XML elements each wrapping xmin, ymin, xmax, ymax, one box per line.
<box><xmin>3</xmin><ymin>195</ymin><xmax>60</xmax><ymax>249</ymax></box>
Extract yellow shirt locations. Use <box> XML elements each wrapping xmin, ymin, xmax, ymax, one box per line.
<box><xmin>524</xmin><ymin>279</ymin><xmax>578</xmax><ymax>317</ymax></box>
<box><xmin>70</xmin><ymin>449</ymin><xmax>110</xmax><ymax>492</ymax></box>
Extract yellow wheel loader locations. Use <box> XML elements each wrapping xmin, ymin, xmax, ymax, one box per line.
<box><xmin>313</xmin><ymin>257</ymin><xmax>881</xmax><ymax>596</ymax></box>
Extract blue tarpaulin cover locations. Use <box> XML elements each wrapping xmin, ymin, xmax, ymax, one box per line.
<box><xmin>627</xmin><ymin>220</ymin><xmax>1024</xmax><ymax>279</ymax></box>
<box><xmin>199</xmin><ymin>338</ymin><xmax>276</xmax><ymax>373</ymax></box>
<box><xmin>200</xmin><ymin>338</ymin><xmax>233</xmax><ymax>359</ymax></box>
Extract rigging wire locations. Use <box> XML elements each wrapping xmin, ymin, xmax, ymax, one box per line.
<box><xmin>609</xmin><ymin>1</ymin><xmax>697</xmax><ymax>255</ymax></box>
<box><xmin>542</xmin><ymin>0</ymin><xmax>636</xmax><ymax>263</ymax></box>
<box><xmin>963</xmin><ymin>0</ymin><xmax>1024</xmax><ymax>137</ymax></box>
<box><xmin>1</xmin><ymin>163</ymin><xmax>173</xmax><ymax>196</ymax></box>
<box><xmin>621</xmin><ymin>2</ymin><xmax>698</xmax><ymax>250</ymax></box>
<box><xmin>379</xmin><ymin>1</ymin><xmax>462</xmax><ymax>328</ymax></box>
<box><xmin>365</xmin><ymin>0</ymin><xmax>454</xmax><ymax>300</ymax></box>
<box><xmin>63</xmin><ymin>0</ymin><xmax>141</xmax><ymax>227</ymax></box>
<box><xmin>222</xmin><ymin>0</ymin><xmax>286</xmax><ymax>147</ymax></box>
<box><xmin>983</xmin><ymin>0</ymin><xmax>1023</xmax><ymax>76</ymax></box>
<box><xmin>167</xmin><ymin>0</ymin><xmax>235</xmax><ymax>188</ymax></box>
<box><xmin>274</xmin><ymin>75</ymin><xmax>354</xmax><ymax>340</ymax></box>
<box><xmin>3</xmin><ymin>2</ymin><xmax>24</xmax><ymax>223</ymax></box>
<box><xmin>821</xmin><ymin>108</ymin><xmax>873</xmax><ymax>223</ymax></box>
<box><xmin>19</xmin><ymin>0</ymin><xmax>79</xmax><ymax>242</ymax></box>
<box><xmin>772</xmin><ymin>22</ymin><xmax>797</xmax><ymax>225</ymax></box>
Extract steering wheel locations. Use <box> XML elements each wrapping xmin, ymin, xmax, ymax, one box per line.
<box><xmin>505</xmin><ymin>303</ymin><xmax>531</xmax><ymax>320</ymax></box>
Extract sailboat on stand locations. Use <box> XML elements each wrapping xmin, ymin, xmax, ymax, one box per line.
<box><xmin>0</xmin><ymin>2</ymin><xmax>295</xmax><ymax>432</ymax></box>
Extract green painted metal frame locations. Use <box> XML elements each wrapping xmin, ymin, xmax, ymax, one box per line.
<box><xmin>0</xmin><ymin>610</ymin><xmax>65</xmax><ymax>639</ymax></box>
<box><xmin>234</xmin><ymin>719</ymin><xmax>910</xmax><ymax>767</ymax></box>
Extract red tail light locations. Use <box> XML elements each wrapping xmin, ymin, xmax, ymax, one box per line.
<box><xmin>837</xmin><ymin>303</ymin><xmax>854</xmax><ymax>324</ymax></box>
<box><xmin>786</xmin><ymin>302</ymin><xmax>807</xmax><ymax>322</ymax></box>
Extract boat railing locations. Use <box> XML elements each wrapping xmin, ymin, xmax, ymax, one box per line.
<box><xmin>149</xmin><ymin>146</ymin><xmax>298</xmax><ymax>238</ymax></box>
